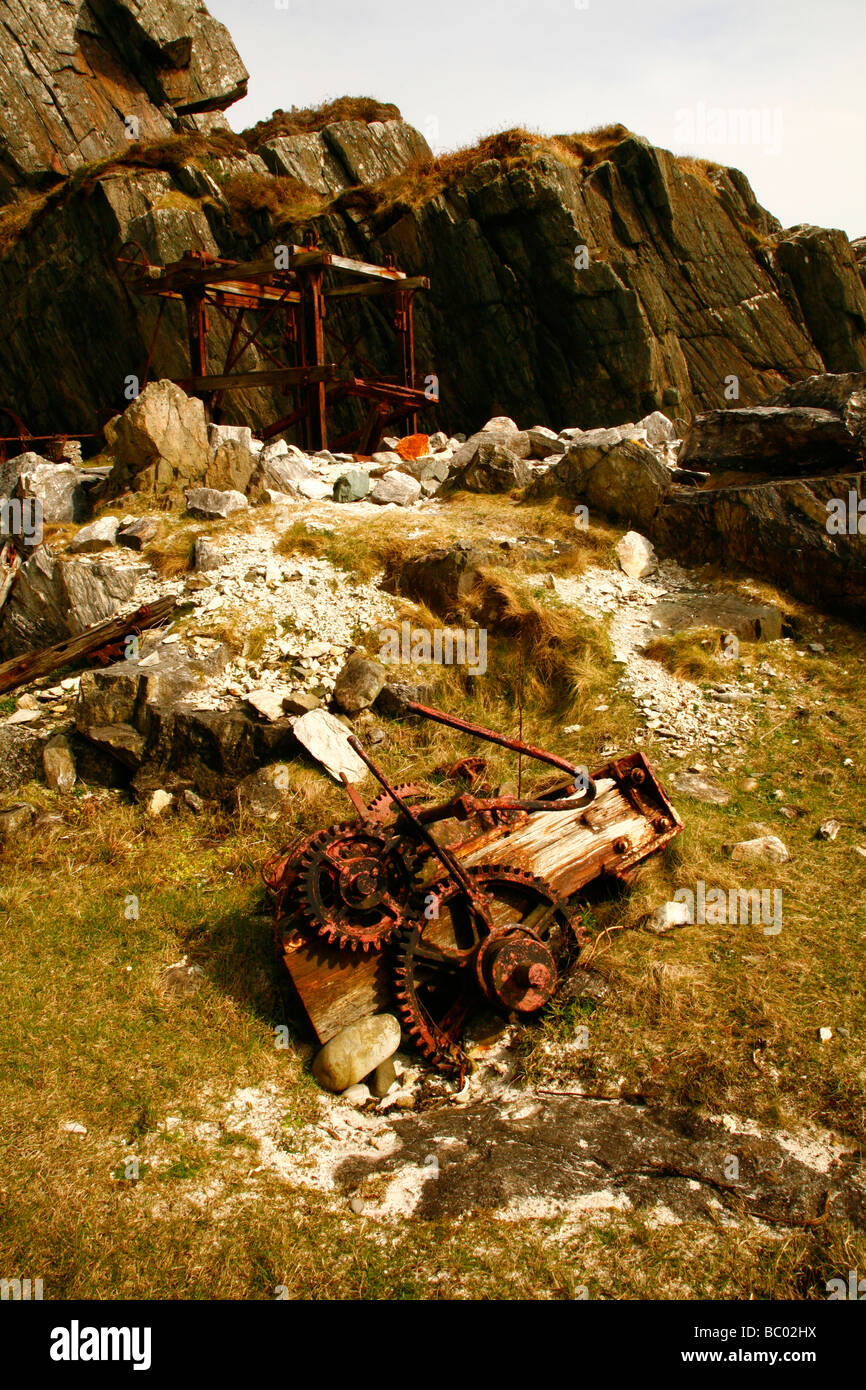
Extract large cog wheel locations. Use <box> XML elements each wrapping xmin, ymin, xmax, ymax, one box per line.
<box><xmin>297</xmin><ymin>822</ymin><xmax>418</xmax><ymax>952</ymax></box>
<box><xmin>393</xmin><ymin>866</ymin><xmax>582</xmax><ymax>1073</ymax></box>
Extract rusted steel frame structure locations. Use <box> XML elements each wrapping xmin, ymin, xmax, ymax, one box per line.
<box><xmin>116</xmin><ymin>239</ymin><xmax>432</xmax><ymax>454</ymax></box>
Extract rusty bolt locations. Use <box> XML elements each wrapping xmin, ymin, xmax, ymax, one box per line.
<box><xmin>629</xmin><ymin>768</ymin><xmax>646</xmax><ymax>785</ymax></box>
<box><xmin>613</xmin><ymin>837</ymin><xmax>630</xmax><ymax>855</ymax></box>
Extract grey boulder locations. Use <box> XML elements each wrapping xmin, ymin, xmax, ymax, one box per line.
<box><xmin>333</xmin><ymin>653</ymin><xmax>387</xmax><ymax>715</ymax></box>
<box><xmin>11</xmin><ymin>456</ymin><xmax>89</xmax><ymax>524</ymax></box>
<box><xmin>109</xmin><ymin>380</ymin><xmax>210</xmax><ymax>496</ymax></box>
<box><xmin>333</xmin><ymin>469</ymin><xmax>371</xmax><ymax>503</ymax></box>
<box><xmin>370</xmin><ymin>470</ymin><xmax>422</xmax><ymax>506</ymax></box>
<box><xmin>451</xmin><ymin>440</ymin><xmax>532</xmax><ymax>493</ymax></box>
<box><xmin>68</xmin><ymin>516</ymin><xmax>120</xmax><ymax>553</ymax></box>
<box><xmin>185</xmin><ymin>488</ymin><xmax>248</xmax><ymax>519</ymax></box>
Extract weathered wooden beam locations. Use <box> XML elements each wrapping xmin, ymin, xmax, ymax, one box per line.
<box><xmin>326</xmin><ymin>378</ymin><xmax>430</xmax><ymax>407</ymax></box>
<box><xmin>0</xmin><ymin>596</ymin><xmax>178</xmax><ymax>696</ymax></box>
<box><xmin>325</xmin><ymin>275</ymin><xmax>429</xmax><ymax>301</ymax></box>
<box><xmin>459</xmin><ymin>777</ymin><xmax>676</xmax><ymax>897</ymax></box>
<box><xmin>173</xmin><ymin>365</ymin><xmax>336</xmax><ymax>393</ymax></box>
<box><xmin>279</xmin><ymin>931</ymin><xmax>392</xmax><ymax>1045</ymax></box>
<box><xmin>292</xmin><ymin>249</ymin><xmax>408</xmax><ymax>281</ymax></box>
<box><xmin>139</xmin><ymin>254</ymin><xmax>302</xmax><ymax>294</ymax></box>
<box><xmin>325</xmin><ymin>253</ymin><xmax>408</xmax><ymax>281</ymax></box>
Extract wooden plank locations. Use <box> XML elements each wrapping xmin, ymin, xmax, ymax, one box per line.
<box><xmin>460</xmin><ymin>779</ymin><xmax>666</xmax><ymax>897</ymax></box>
<box><xmin>0</xmin><ymin>596</ymin><xmax>177</xmax><ymax>696</ymax></box>
<box><xmin>293</xmin><ymin>249</ymin><xmax>407</xmax><ymax>281</ymax></box>
<box><xmin>139</xmin><ymin>254</ymin><xmax>302</xmax><ymax>294</ymax></box>
<box><xmin>288</xmin><ymin>249</ymin><xmax>332</xmax><ymax>270</ymax></box>
<box><xmin>325</xmin><ymin>253</ymin><xmax>407</xmax><ymax>281</ymax></box>
<box><xmin>325</xmin><ymin>276</ymin><xmax>430</xmax><ymax>301</ymax></box>
<box><xmin>173</xmin><ymin>365</ymin><xmax>336</xmax><ymax>393</ymax></box>
<box><xmin>278</xmin><ymin>923</ymin><xmax>391</xmax><ymax>1045</ymax></box>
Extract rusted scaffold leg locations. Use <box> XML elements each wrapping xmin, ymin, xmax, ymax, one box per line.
<box><xmin>301</xmin><ymin>267</ymin><xmax>328</xmax><ymax>451</ymax></box>
<box><xmin>183</xmin><ymin>286</ymin><xmax>210</xmax><ymax>416</ymax></box>
<box><xmin>395</xmin><ymin>288</ymin><xmax>418</xmax><ymax>436</ymax></box>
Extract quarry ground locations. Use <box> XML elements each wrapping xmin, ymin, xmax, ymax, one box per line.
<box><xmin>2</xmin><ymin>489</ymin><xmax>865</xmax><ymax>1301</ymax></box>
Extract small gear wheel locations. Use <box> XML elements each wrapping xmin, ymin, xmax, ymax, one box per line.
<box><xmin>365</xmin><ymin>783</ymin><xmax>427</xmax><ymax>824</ymax></box>
<box><xmin>297</xmin><ymin>822</ymin><xmax>418</xmax><ymax>952</ymax></box>
<box><xmin>393</xmin><ymin>866</ymin><xmax>582</xmax><ymax>1072</ymax></box>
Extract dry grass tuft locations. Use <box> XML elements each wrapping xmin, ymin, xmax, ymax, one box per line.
<box><xmin>643</xmin><ymin>627</ymin><xmax>730</xmax><ymax>681</ymax></box>
<box><xmin>333</xmin><ymin>123</ymin><xmax>636</xmax><ymax>222</ymax></box>
<box><xmin>277</xmin><ymin>518</ymin><xmax>426</xmax><ymax>582</ymax></box>
<box><xmin>460</xmin><ymin>567</ymin><xmax>615</xmax><ymax>714</ymax></box>
<box><xmin>276</xmin><ymin>520</ymin><xmax>323</xmax><ymax>558</ymax></box>
<box><xmin>676</xmin><ymin>154</ymin><xmax>725</xmax><ymax>191</ymax></box>
<box><xmin>144</xmin><ymin>531</ymin><xmax>197</xmax><ymax>578</ymax></box>
<box><xmin>221</xmin><ymin>171</ymin><xmax>324</xmax><ymax>233</ymax></box>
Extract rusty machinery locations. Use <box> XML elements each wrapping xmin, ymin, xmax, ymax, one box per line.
<box><xmin>115</xmin><ymin>237</ymin><xmax>434</xmax><ymax>456</ymax></box>
<box><xmin>0</xmin><ymin>404</ymin><xmax>99</xmax><ymax>466</ymax></box>
<box><xmin>263</xmin><ymin>703</ymin><xmax>682</xmax><ymax>1077</ymax></box>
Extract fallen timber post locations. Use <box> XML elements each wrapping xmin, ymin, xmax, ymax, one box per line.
<box><xmin>0</xmin><ymin>596</ymin><xmax>178</xmax><ymax>695</ymax></box>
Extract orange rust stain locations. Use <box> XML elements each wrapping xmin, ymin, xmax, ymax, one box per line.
<box><xmin>395</xmin><ymin>433</ymin><xmax>429</xmax><ymax>461</ymax></box>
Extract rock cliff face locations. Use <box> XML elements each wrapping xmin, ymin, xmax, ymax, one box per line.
<box><xmin>0</xmin><ymin>0</ymin><xmax>247</xmax><ymax>200</ymax></box>
<box><xmin>345</xmin><ymin>142</ymin><xmax>866</xmax><ymax>430</ymax></box>
<box><xmin>0</xmin><ymin>0</ymin><xmax>864</xmax><ymax>443</ymax></box>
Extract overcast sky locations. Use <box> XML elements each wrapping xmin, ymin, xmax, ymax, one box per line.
<box><xmin>207</xmin><ymin>0</ymin><xmax>865</xmax><ymax>239</ymax></box>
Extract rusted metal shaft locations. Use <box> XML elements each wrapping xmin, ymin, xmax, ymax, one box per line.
<box><xmin>346</xmin><ymin>735</ymin><xmax>493</xmax><ymax>922</ymax></box>
<box><xmin>405</xmin><ymin>701</ymin><xmax>590</xmax><ymax>780</ymax></box>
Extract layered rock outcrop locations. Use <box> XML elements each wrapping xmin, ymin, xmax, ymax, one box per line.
<box><xmin>679</xmin><ymin>372</ymin><xmax>866</xmax><ymax>476</ymax></box>
<box><xmin>651</xmin><ymin>470</ymin><xmax>866</xmax><ymax>620</ymax></box>
<box><xmin>0</xmin><ymin>0</ymin><xmax>864</xmax><ymax>450</ymax></box>
<box><xmin>531</xmin><ymin>374</ymin><xmax>866</xmax><ymax>621</ymax></box>
<box><xmin>0</xmin><ymin>0</ymin><xmax>247</xmax><ymax>200</ymax></box>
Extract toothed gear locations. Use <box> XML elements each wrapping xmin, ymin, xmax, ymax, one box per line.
<box><xmin>262</xmin><ymin>833</ymin><xmax>315</xmax><ymax>895</ymax></box>
<box><xmin>297</xmin><ymin>823</ymin><xmax>419</xmax><ymax>952</ymax></box>
<box><xmin>392</xmin><ymin>866</ymin><xmax>582</xmax><ymax>1073</ymax></box>
<box><xmin>365</xmin><ymin>784</ymin><xmax>428</xmax><ymax>824</ymax></box>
